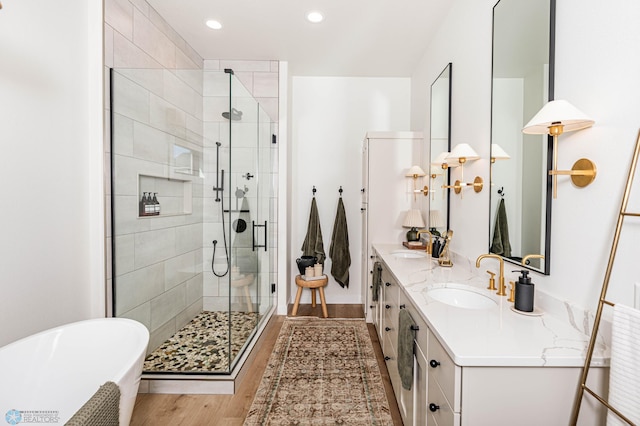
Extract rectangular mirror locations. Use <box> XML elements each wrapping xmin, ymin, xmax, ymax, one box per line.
<box><xmin>429</xmin><ymin>63</ymin><xmax>452</xmax><ymax>235</ymax></box>
<box><xmin>489</xmin><ymin>0</ymin><xmax>555</xmax><ymax>274</ymax></box>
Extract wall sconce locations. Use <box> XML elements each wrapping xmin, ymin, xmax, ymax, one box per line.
<box><xmin>491</xmin><ymin>144</ymin><xmax>511</xmax><ymax>163</ymax></box>
<box><xmin>523</xmin><ymin>99</ymin><xmax>596</xmax><ymax>198</ymax></box>
<box><xmin>406</xmin><ymin>165</ymin><xmax>426</xmax><ymax>200</ymax></box>
<box><xmin>444</xmin><ymin>143</ymin><xmax>483</xmax><ymax>195</ymax></box>
<box><xmin>403</xmin><ymin>209</ymin><xmax>425</xmax><ymax>242</ymax></box>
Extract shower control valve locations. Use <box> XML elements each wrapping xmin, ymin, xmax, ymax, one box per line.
<box><xmin>243</xmin><ymin>173</ymin><xmax>254</xmax><ymax>180</ymax></box>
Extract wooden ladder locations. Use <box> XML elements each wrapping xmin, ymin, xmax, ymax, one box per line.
<box><xmin>570</xmin><ymin>129</ymin><xmax>640</xmax><ymax>425</ymax></box>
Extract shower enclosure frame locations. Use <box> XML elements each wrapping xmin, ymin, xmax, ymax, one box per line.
<box><xmin>109</xmin><ymin>66</ymin><xmax>277</xmax><ymax>378</ymax></box>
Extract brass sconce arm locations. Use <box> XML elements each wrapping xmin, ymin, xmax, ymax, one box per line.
<box><xmin>442</xmin><ymin>177</ymin><xmax>484</xmax><ymax>195</ymax></box>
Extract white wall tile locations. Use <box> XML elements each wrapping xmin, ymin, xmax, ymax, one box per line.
<box><xmin>104</xmin><ymin>0</ymin><xmax>133</xmax><ymax>40</ymax></box>
<box><xmin>113</xmin><ymin>195</ymin><xmax>151</xmax><ymax>235</ymax></box>
<box><xmin>104</xmin><ymin>25</ymin><xmax>114</xmax><ymax>69</ymax></box>
<box><xmin>112</xmin><ymin>113</ymin><xmax>134</xmax><ymax>157</ymax></box>
<box><xmin>119</xmin><ymin>301</ymin><xmax>151</xmax><ymax>330</ymax></box>
<box><xmin>111</xmin><ymin>72</ymin><xmax>150</xmax><ymax>124</ymax></box>
<box><xmin>219</xmin><ymin>60</ymin><xmax>271</xmax><ymax>72</ymax></box>
<box><xmin>176</xmin><ymin>298</ymin><xmax>202</xmax><ymax>330</ymax></box>
<box><xmin>150</xmin><ymin>283</ymin><xmax>186</xmax><ymax>330</ymax></box>
<box><xmin>115</xmin><ymin>233</ymin><xmax>135</xmax><ymax>275</ymax></box>
<box><xmin>150</xmin><ymin>93</ymin><xmax>186</xmax><ymax>139</ymax></box>
<box><xmin>115</xmin><ymin>262</ymin><xmax>165</xmax><ymax>315</ymax></box>
<box><xmin>164</xmin><ymin>250</ymin><xmax>197</xmax><ymax>290</ymax></box>
<box><xmin>113</xmin><ymin>31</ymin><xmax>162</xmax><ymax>69</ymax></box>
<box><xmin>133</xmin><ymin>121</ymin><xmax>172</xmax><ymax>164</ymax></box>
<box><xmin>147</xmin><ymin>317</ymin><xmax>175</xmax><ymax>354</ymax></box>
<box><xmin>134</xmin><ymin>227</ymin><xmax>176</xmax><ymax>268</ymax></box>
<box><xmin>133</xmin><ymin>8</ymin><xmax>175</xmax><ymax>69</ymax></box>
<box><xmin>253</xmin><ymin>73</ymin><xmax>278</xmax><ymax>98</ymax></box>
<box><xmin>163</xmin><ymin>70</ymin><xmax>200</xmax><ymax>117</ymax></box>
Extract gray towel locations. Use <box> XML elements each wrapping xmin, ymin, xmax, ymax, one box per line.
<box><xmin>301</xmin><ymin>197</ymin><xmax>325</xmax><ymax>264</ymax></box>
<box><xmin>372</xmin><ymin>262</ymin><xmax>382</xmax><ymax>302</ymax></box>
<box><xmin>329</xmin><ymin>198</ymin><xmax>350</xmax><ymax>288</ymax></box>
<box><xmin>397</xmin><ymin>309</ymin><xmax>417</xmax><ymax>391</ymax></box>
<box><xmin>490</xmin><ymin>198</ymin><xmax>512</xmax><ymax>258</ymax></box>
<box><xmin>65</xmin><ymin>381</ymin><xmax>120</xmax><ymax>426</ymax></box>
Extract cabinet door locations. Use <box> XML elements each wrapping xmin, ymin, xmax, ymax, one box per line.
<box><xmin>414</xmin><ymin>336</ymin><xmax>429</xmax><ymax>425</ymax></box>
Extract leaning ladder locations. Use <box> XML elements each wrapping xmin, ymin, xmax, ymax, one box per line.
<box><xmin>570</xmin><ymin>129</ymin><xmax>640</xmax><ymax>426</ymax></box>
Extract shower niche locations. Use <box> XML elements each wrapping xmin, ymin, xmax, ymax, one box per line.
<box><xmin>110</xmin><ymin>68</ymin><xmax>277</xmax><ymax>378</ymax></box>
<box><xmin>138</xmin><ymin>175</ymin><xmax>193</xmax><ymax>217</ymax></box>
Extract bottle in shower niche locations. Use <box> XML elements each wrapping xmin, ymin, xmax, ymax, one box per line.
<box><xmin>152</xmin><ymin>193</ymin><xmax>160</xmax><ymax>215</ymax></box>
<box><xmin>139</xmin><ymin>192</ymin><xmax>148</xmax><ymax>217</ymax></box>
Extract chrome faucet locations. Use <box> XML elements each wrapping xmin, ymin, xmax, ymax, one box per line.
<box><xmin>417</xmin><ymin>229</ymin><xmax>433</xmax><ymax>255</ymax></box>
<box><xmin>475</xmin><ymin>254</ymin><xmax>506</xmax><ymax>296</ymax></box>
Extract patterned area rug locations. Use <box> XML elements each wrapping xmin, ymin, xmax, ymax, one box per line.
<box><xmin>245</xmin><ymin>317</ymin><xmax>393</xmax><ymax>425</ymax></box>
<box><xmin>144</xmin><ymin>311</ymin><xmax>259</xmax><ymax>373</ymax></box>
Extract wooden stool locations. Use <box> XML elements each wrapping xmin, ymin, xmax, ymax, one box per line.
<box><xmin>231</xmin><ymin>273</ymin><xmax>254</xmax><ymax>312</ymax></box>
<box><xmin>292</xmin><ymin>275</ymin><xmax>328</xmax><ymax>318</ymax></box>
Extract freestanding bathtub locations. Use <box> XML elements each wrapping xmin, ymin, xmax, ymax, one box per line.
<box><xmin>0</xmin><ymin>318</ymin><xmax>149</xmax><ymax>426</ymax></box>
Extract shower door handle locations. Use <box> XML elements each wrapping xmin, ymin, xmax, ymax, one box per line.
<box><xmin>252</xmin><ymin>220</ymin><xmax>268</xmax><ymax>252</ymax></box>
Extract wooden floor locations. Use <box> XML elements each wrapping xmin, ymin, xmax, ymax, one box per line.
<box><xmin>130</xmin><ymin>304</ymin><xmax>402</xmax><ymax>425</ymax></box>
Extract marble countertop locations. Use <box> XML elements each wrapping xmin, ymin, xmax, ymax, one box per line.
<box><xmin>373</xmin><ymin>244</ymin><xmax>609</xmax><ymax>368</ymax></box>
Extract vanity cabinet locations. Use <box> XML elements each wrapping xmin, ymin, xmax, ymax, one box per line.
<box><xmin>375</xmin><ymin>253</ymin><xmax>609</xmax><ymax>426</ymax></box>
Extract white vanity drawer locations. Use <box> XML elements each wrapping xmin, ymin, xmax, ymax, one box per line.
<box><xmin>428</xmin><ymin>332</ymin><xmax>461</xmax><ymax>412</ymax></box>
<box><xmin>383</xmin><ymin>332</ymin><xmax>401</xmax><ymax>399</ymax></box>
<box><xmin>427</xmin><ymin>373</ymin><xmax>460</xmax><ymax>426</ymax></box>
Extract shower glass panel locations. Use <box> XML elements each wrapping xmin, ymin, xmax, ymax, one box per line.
<box><xmin>110</xmin><ymin>68</ymin><xmax>275</xmax><ymax>375</ymax></box>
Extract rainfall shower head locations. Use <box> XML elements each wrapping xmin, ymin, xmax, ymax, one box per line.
<box><xmin>222</xmin><ymin>108</ymin><xmax>243</xmax><ymax>121</ymax></box>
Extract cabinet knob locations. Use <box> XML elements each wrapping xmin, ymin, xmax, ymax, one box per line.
<box><xmin>429</xmin><ymin>403</ymin><xmax>440</xmax><ymax>412</ymax></box>
<box><xmin>385</xmin><ymin>282</ymin><xmax>391</xmax><ymax>287</ymax></box>
<box><xmin>369</xmin><ymin>305</ymin><xmax>374</xmax><ymax>309</ymax></box>
<box><xmin>385</xmin><ymin>304</ymin><xmax>391</xmax><ymax>309</ymax></box>
<box><xmin>384</xmin><ymin>356</ymin><xmax>391</xmax><ymax>361</ymax></box>
<box><xmin>429</xmin><ymin>360</ymin><xmax>441</xmax><ymax>368</ymax></box>
<box><xmin>361</xmin><ymin>188</ymin><xmax>365</xmax><ymax>193</ymax></box>
<box><xmin>385</xmin><ymin>327</ymin><xmax>391</xmax><ymax>332</ymax></box>
<box><xmin>360</xmin><ymin>207</ymin><xmax>366</xmax><ymax>212</ymax></box>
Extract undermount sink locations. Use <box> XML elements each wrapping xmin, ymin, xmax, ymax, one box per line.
<box><xmin>426</xmin><ymin>284</ymin><xmax>497</xmax><ymax>309</ymax></box>
<box><xmin>390</xmin><ymin>250</ymin><xmax>427</xmax><ymax>259</ymax></box>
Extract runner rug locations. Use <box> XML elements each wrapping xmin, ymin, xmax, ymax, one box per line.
<box><xmin>244</xmin><ymin>317</ymin><xmax>393</xmax><ymax>425</ymax></box>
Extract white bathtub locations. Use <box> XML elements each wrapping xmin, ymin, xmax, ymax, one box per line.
<box><xmin>0</xmin><ymin>318</ymin><xmax>149</xmax><ymax>426</ymax></box>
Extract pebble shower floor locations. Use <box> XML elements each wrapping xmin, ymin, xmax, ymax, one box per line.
<box><xmin>143</xmin><ymin>311</ymin><xmax>259</xmax><ymax>373</ymax></box>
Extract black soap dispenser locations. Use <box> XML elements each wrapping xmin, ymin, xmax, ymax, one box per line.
<box><xmin>513</xmin><ymin>270</ymin><xmax>534</xmax><ymax>312</ymax></box>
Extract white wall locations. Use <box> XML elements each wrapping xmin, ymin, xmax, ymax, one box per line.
<box><xmin>411</xmin><ymin>0</ymin><xmax>640</xmax><ymax>313</ymax></box>
<box><xmin>0</xmin><ymin>0</ymin><xmax>104</xmax><ymax>346</ymax></box>
<box><xmin>291</xmin><ymin>77</ymin><xmax>411</xmax><ymax>305</ymax></box>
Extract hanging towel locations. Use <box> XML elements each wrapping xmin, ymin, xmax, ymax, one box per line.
<box><xmin>607</xmin><ymin>303</ymin><xmax>640</xmax><ymax>425</ymax></box>
<box><xmin>372</xmin><ymin>261</ymin><xmax>382</xmax><ymax>302</ymax></box>
<box><xmin>301</xmin><ymin>197</ymin><xmax>326</xmax><ymax>264</ymax></box>
<box><xmin>398</xmin><ymin>309</ymin><xmax>417</xmax><ymax>391</ymax></box>
<box><xmin>329</xmin><ymin>197</ymin><xmax>351</xmax><ymax>288</ymax></box>
<box><xmin>490</xmin><ymin>198</ymin><xmax>512</xmax><ymax>258</ymax></box>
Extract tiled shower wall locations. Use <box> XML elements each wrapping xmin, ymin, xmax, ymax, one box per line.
<box><xmin>104</xmin><ymin>0</ymin><xmax>279</xmax><ymax>352</ymax></box>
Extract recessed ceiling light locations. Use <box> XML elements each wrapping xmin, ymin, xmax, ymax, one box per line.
<box><xmin>206</xmin><ymin>19</ymin><xmax>222</xmax><ymax>30</ymax></box>
<box><xmin>306</xmin><ymin>11</ymin><xmax>324</xmax><ymax>23</ymax></box>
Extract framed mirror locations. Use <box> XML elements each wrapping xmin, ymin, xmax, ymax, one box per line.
<box><xmin>489</xmin><ymin>0</ymin><xmax>555</xmax><ymax>275</ymax></box>
<box><xmin>429</xmin><ymin>63</ymin><xmax>452</xmax><ymax>235</ymax></box>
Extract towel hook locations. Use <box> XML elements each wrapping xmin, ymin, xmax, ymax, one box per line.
<box><xmin>312</xmin><ymin>186</ymin><xmax>317</xmax><ymax>197</ymax></box>
<box><xmin>339</xmin><ymin>186</ymin><xmax>343</xmax><ymax>197</ymax></box>
<box><xmin>498</xmin><ymin>187</ymin><xmax>505</xmax><ymax>198</ymax></box>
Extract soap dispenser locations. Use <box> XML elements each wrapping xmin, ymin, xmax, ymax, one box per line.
<box><xmin>513</xmin><ymin>270</ymin><xmax>534</xmax><ymax>312</ymax></box>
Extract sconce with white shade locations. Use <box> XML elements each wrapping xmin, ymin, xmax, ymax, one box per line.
<box><xmin>403</xmin><ymin>209</ymin><xmax>425</xmax><ymax>242</ymax></box>
<box><xmin>491</xmin><ymin>144</ymin><xmax>511</xmax><ymax>163</ymax></box>
<box><xmin>406</xmin><ymin>165</ymin><xmax>426</xmax><ymax>200</ymax></box>
<box><xmin>522</xmin><ymin>99</ymin><xmax>596</xmax><ymax>198</ymax></box>
<box><xmin>429</xmin><ymin>210</ymin><xmax>444</xmax><ymax>236</ymax></box>
<box><xmin>444</xmin><ymin>143</ymin><xmax>483</xmax><ymax>195</ymax></box>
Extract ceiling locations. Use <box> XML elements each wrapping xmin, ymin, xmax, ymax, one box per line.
<box><xmin>146</xmin><ymin>0</ymin><xmax>452</xmax><ymax>77</ymax></box>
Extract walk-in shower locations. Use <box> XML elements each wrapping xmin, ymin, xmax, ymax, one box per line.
<box><xmin>110</xmin><ymin>67</ymin><xmax>277</xmax><ymax>375</ymax></box>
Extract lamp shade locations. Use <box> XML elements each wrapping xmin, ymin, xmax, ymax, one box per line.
<box><xmin>402</xmin><ymin>209</ymin><xmax>425</xmax><ymax>228</ymax></box>
<box><xmin>447</xmin><ymin>143</ymin><xmax>480</xmax><ymax>162</ymax></box>
<box><xmin>431</xmin><ymin>151</ymin><xmax>451</xmax><ymax>167</ymax></box>
<box><xmin>429</xmin><ymin>210</ymin><xmax>444</xmax><ymax>228</ymax></box>
<box><xmin>406</xmin><ymin>165</ymin><xmax>426</xmax><ymax>177</ymax></box>
<box><xmin>522</xmin><ymin>100</ymin><xmax>594</xmax><ymax>135</ymax></box>
<box><xmin>491</xmin><ymin>144</ymin><xmax>510</xmax><ymax>160</ymax></box>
